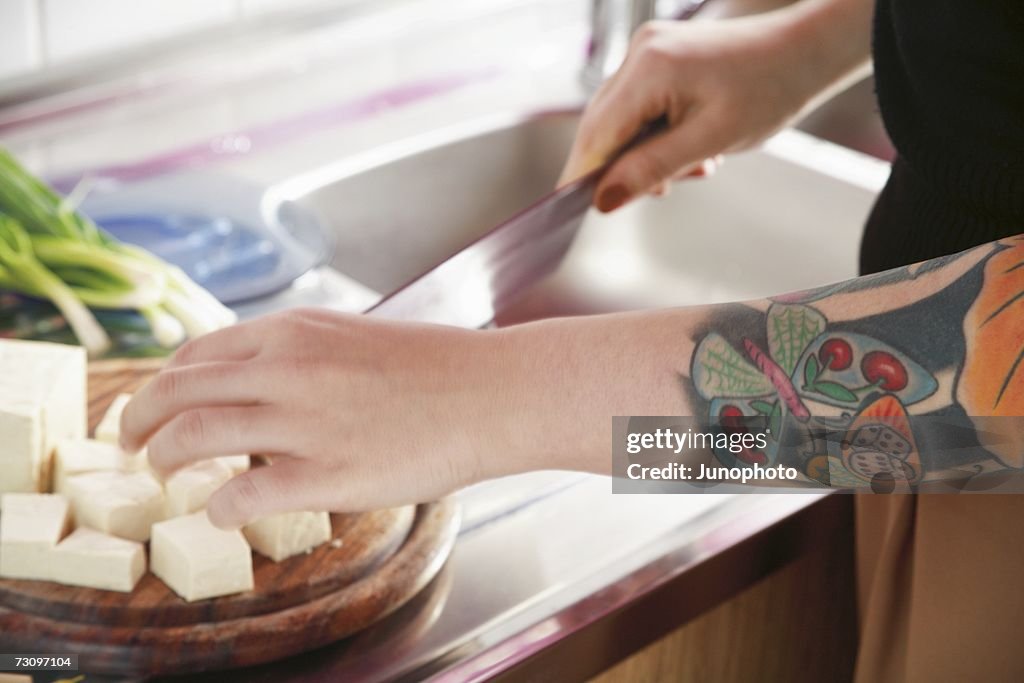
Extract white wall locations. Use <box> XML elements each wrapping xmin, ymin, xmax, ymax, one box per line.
<box><xmin>0</xmin><ymin>0</ymin><xmax>340</xmax><ymax>81</ymax></box>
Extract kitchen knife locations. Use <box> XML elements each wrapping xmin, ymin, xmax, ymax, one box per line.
<box><xmin>367</xmin><ymin>118</ymin><xmax>666</xmax><ymax>328</ymax></box>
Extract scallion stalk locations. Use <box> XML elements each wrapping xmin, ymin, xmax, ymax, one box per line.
<box><xmin>0</xmin><ymin>147</ymin><xmax>239</xmax><ymax>354</ymax></box>
<box><xmin>0</xmin><ymin>216</ymin><xmax>111</xmax><ymax>356</ymax></box>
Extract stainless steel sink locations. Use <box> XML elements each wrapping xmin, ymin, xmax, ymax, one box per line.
<box><xmin>264</xmin><ymin>113</ymin><xmax>579</xmax><ymax>298</ymax></box>
<box><xmin>501</xmin><ymin>118</ymin><xmax>890</xmax><ymax>322</ymax></box>
<box><xmin>259</xmin><ymin>109</ymin><xmax>890</xmax><ymax>323</ymax></box>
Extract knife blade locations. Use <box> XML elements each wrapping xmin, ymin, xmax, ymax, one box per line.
<box><xmin>367</xmin><ymin>117</ymin><xmax>666</xmax><ymax>328</ymax></box>
<box><xmin>366</xmin><ymin>172</ymin><xmax>598</xmax><ymax>327</ymax></box>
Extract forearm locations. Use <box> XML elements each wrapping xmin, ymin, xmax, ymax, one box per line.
<box><xmin>782</xmin><ymin>0</ymin><xmax>872</xmax><ymax>98</ymax></box>
<box><xmin>504</xmin><ymin>234</ymin><xmax>1023</xmax><ymax>488</ymax></box>
<box><xmin>768</xmin><ymin>0</ymin><xmax>875</xmax><ymax>110</ymax></box>
<box><xmin>117</xmin><ymin>230</ymin><xmax>1019</xmax><ymax>523</ymax></box>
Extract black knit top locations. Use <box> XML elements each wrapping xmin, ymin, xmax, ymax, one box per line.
<box><xmin>859</xmin><ymin>0</ymin><xmax>1024</xmax><ymax>274</ymax></box>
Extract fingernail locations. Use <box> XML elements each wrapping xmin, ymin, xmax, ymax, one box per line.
<box><xmin>597</xmin><ymin>184</ymin><xmax>631</xmax><ymax>213</ymax></box>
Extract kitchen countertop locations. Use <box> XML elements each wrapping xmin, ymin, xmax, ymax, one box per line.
<box><xmin>158</xmin><ymin>481</ymin><xmax>842</xmax><ymax>683</ymax></box>
<box><xmin>1</xmin><ymin>1</ymin><xmax>870</xmax><ymax>680</ymax></box>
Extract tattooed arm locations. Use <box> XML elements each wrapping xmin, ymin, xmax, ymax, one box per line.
<box><xmin>120</xmin><ymin>235</ymin><xmax>1024</xmax><ymax>527</ymax></box>
<box><xmin>507</xmin><ymin>234</ymin><xmax>1022</xmax><ymax>488</ymax></box>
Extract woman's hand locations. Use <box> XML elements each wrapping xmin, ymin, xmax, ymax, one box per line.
<box><xmin>119</xmin><ymin>308</ymin><xmax>689</xmax><ymax>529</ymax></box>
<box><xmin>119</xmin><ymin>309</ymin><xmax>517</xmax><ymax>528</ymax></box>
<box><xmin>560</xmin><ymin>0</ymin><xmax>873</xmax><ymax>211</ymax></box>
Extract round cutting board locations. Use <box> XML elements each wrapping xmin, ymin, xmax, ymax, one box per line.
<box><xmin>0</xmin><ymin>358</ymin><xmax>461</xmax><ymax>676</ymax></box>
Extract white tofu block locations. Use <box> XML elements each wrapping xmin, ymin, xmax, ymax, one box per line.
<box><xmin>95</xmin><ymin>393</ymin><xmax>132</xmax><ymax>443</ymax></box>
<box><xmin>66</xmin><ymin>470</ymin><xmax>165</xmax><ymax>542</ymax></box>
<box><xmin>121</xmin><ymin>446</ymin><xmax>152</xmax><ymax>475</ymax></box>
<box><xmin>0</xmin><ymin>339</ymin><xmax>86</xmax><ymax>494</ymax></box>
<box><xmin>151</xmin><ymin>511</ymin><xmax>254</xmax><ymax>602</ymax></box>
<box><xmin>124</xmin><ymin>447</ymin><xmax>151</xmax><ymax>474</ymax></box>
<box><xmin>164</xmin><ymin>459</ymin><xmax>233</xmax><ymax>518</ymax></box>
<box><xmin>0</xmin><ymin>401</ymin><xmax>43</xmax><ymax>495</ymax></box>
<box><xmin>244</xmin><ymin>511</ymin><xmax>332</xmax><ymax>562</ymax></box>
<box><xmin>51</xmin><ymin>527</ymin><xmax>146</xmax><ymax>592</ymax></box>
<box><xmin>216</xmin><ymin>455</ymin><xmax>250</xmax><ymax>476</ymax></box>
<box><xmin>53</xmin><ymin>438</ymin><xmax>131</xmax><ymax>494</ymax></box>
<box><xmin>0</xmin><ymin>493</ymin><xmax>70</xmax><ymax>580</ymax></box>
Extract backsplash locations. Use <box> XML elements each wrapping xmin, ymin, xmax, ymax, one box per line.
<box><xmin>0</xmin><ymin>0</ymin><xmax>339</xmax><ymax>81</ymax></box>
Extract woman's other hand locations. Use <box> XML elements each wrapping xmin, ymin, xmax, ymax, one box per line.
<box><xmin>560</xmin><ymin>0</ymin><xmax>873</xmax><ymax>211</ymax></box>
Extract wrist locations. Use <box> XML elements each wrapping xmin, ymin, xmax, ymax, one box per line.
<box><xmin>763</xmin><ymin>0</ymin><xmax>874</xmax><ymax>109</ymax></box>
<box><xmin>487</xmin><ymin>311</ymin><xmax>698</xmax><ymax>476</ymax></box>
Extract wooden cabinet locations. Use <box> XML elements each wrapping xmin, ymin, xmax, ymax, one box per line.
<box><xmin>590</xmin><ymin>529</ymin><xmax>858</xmax><ymax>683</ymax></box>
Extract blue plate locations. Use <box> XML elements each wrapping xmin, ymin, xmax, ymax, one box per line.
<box><xmin>78</xmin><ymin>170</ymin><xmax>331</xmax><ymax>304</ymax></box>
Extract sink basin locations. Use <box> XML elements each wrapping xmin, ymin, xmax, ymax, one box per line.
<box><xmin>264</xmin><ymin>113</ymin><xmax>580</xmax><ymax>298</ymax></box>
<box><xmin>262</xmin><ymin>110</ymin><xmax>889</xmax><ymax>323</ymax></box>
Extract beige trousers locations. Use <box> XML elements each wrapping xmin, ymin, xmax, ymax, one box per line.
<box><xmin>855</xmin><ymin>496</ymin><xmax>1024</xmax><ymax>682</ymax></box>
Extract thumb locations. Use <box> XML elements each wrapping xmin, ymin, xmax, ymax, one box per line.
<box><xmin>594</xmin><ymin>109</ymin><xmax>730</xmax><ymax>212</ymax></box>
<box><xmin>207</xmin><ymin>457</ymin><xmax>329</xmax><ymax>529</ymax></box>
<box><xmin>557</xmin><ymin>64</ymin><xmax>666</xmax><ymax>187</ymax></box>
<box><xmin>557</xmin><ymin>148</ymin><xmax>607</xmax><ymax>188</ymax></box>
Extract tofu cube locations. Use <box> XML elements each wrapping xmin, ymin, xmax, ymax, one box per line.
<box><xmin>164</xmin><ymin>459</ymin><xmax>233</xmax><ymax>518</ymax></box>
<box><xmin>244</xmin><ymin>511</ymin><xmax>332</xmax><ymax>562</ymax></box>
<box><xmin>0</xmin><ymin>493</ymin><xmax>70</xmax><ymax>580</ymax></box>
<box><xmin>66</xmin><ymin>470</ymin><xmax>165</xmax><ymax>542</ymax></box>
<box><xmin>121</xmin><ymin>447</ymin><xmax>153</xmax><ymax>476</ymax></box>
<box><xmin>94</xmin><ymin>393</ymin><xmax>132</xmax><ymax>443</ymax></box>
<box><xmin>0</xmin><ymin>339</ymin><xmax>86</xmax><ymax>494</ymax></box>
<box><xmin>51</xmin><ymin>527</ymin><xmax>146</xmax><ymax>593</ymax></box>
<box><xmin>53</xmin><ymin>438</ymin><xmax>132</xmax><ymax>494</ymax></box>
<box><xmin>151</xmin><ymin>511</ymin><xmax>254</xmax><ymax>602</ymax></box>
<box><xmin>0</xmin><ymin>401</ymin><xmax>43</xmax><ymax>495</ymax></box>
<box><xmin>216</xmin><ymin>455</ymin><xmax>251</xmax><ymax>476</ymax></box>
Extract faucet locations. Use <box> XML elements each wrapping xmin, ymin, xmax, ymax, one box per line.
<box><xmin>582</xmin><ymin>0</ymin><xmax>713</xmax><ymax>90</ymax></box>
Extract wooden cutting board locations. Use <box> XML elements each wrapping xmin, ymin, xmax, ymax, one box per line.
<box><xmin>0</xmin><ymin>358</ymin><xmax>461</xmax><ymax>676</ymax></box>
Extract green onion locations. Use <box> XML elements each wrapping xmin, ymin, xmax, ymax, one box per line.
<box><xmin>0</xmin><ymin>148</ymin><xmax>237</xmax><ymax>356</ymax></box>
<box><xmin>0</xmin><ymin>216</ymin><xmax>111</xmax><ymax>355</ymax></box>
<box><xmin>140</xmin><ymin>304</ymin><xmax>187</xmax><ymax>348</ymax></box>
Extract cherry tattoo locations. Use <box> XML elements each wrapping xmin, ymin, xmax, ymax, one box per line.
<box><xmin>861</xmin><ymin>351</ymin><xmax>909</xmax><ymax>392</ymax></box>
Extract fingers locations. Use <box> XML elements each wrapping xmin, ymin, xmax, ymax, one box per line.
<box><xmin>119</xmin><ymin>361</ymin><xmax>265</xmax><ymax>453</ymax></box>
<box><xmin>676</xmin><ymin>155</ymin><xmax>723</xmax><ymax>180</ymax></box>
<box><xmin>642</xmin><ymin>155</ymin><xmax>726</xmax><ymax>198</ymax></box>
<box><xmin>146</xmin><ymin>405</ymin><xmax>290</xmax><ymax>476</ymax></box>
<box><xmin>164</xmin><ymin>320</ymin><xmax>263</xmax><ymax>370</ymax></box>
<box><xmin>207</xmin><ymin>458</ymin><xmax>335</xmax><ymax>530</ymax></box>
<box><xmin>595</xmin><ymin>109</ymin><xmax>731</xmax><ymax>212</ymax></box>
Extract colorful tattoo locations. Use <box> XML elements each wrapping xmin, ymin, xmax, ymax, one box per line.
<box><xmin>687</xmin><ymin>236</ymin><xmax>1024</xmax><ymax>490</ymax></box>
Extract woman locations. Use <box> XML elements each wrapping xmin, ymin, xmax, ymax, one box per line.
<box><xmin>121</xmin><ymin>0</ymin><xmax>1023</xmax><ymax>679</ymax></box>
